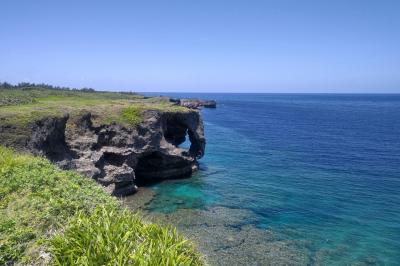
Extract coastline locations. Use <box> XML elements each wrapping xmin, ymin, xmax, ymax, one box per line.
<box><xmin>122</xmin><ymin>93</ymin><xmax>400</xmax><ymax>265</ymax></box>
<box><xmin>3</xmin><ymin>88</ymin><xmax>400</xmax><ymax>264</ymax></box>
<box><xmin>0</xmin><ymin>86</ymin><xmax>211</xmax><ymax>265</ymax></box>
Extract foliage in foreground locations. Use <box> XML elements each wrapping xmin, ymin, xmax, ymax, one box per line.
<box><xmin>0</xmin><ymin>147</ymin><xmax>204</xmax><ymax>265</ymax></box>
<box><xmin>50</xmin><ymin>207</ymin><xmax>203</xmax><ymax>266</ymax></box>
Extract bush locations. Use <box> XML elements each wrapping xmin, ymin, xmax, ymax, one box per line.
<box><xmin>0</xmin><ymin>147</ymin><xmax>204</xmax><ymax>265</ymax></box>
<box><xmin>50</xmin><ymin>206</ymin><xmax>203</xmax><ymax>266</ymax></box>
<box><xmin>121</xmin><ymin>106</ymin><xmax>143</xmax><ymax>126</ymax></box>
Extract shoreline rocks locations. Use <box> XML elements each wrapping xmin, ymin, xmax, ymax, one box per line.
<box><xmin>170</xmin><ymin>98</ymin><xmax>217</xmax><ymax>109</ymax></box>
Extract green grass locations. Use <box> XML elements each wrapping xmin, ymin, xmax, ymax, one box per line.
<box><xmin>119</xmin><ymin>103</ymin><xmax>189</xmax><ymax>126</ymax></box>
<box><xmin>0</xmin><ymin>87</ymin><xmax>190</xmax><ymax>148</ymax></box>
<box><xmin>0</xmin><ymin>87</ymin><xmax>143</xmax><ymax>108</ymax></box>
<box><xmin>0</xmin><ymin>89</ymin><xmax>38</xmax><ymax>106</ymax></box>
<box><xmin>50</xmin><ymin>207</ymin><xmax>203</xmax><ymax>266</ymax></box>
<box><xmin>120</xmin><ymin>106</ymin><xmax>144</xmax><ymax>126</ymax></box>
<box><xmin>0</xmin><ymin>88</ymin><xmax>188</xmax><ymax>127</ymax></box>
<box><xmin>0</xmin><ymin>147</ymin><xmax>204</xmax><ymax>265</ymax></box>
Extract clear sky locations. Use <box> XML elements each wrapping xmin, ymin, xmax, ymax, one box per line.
<box><xmin>1</xmin><ymin>0</ymin><xmax>399</xmax><ymax>93</ymax></box>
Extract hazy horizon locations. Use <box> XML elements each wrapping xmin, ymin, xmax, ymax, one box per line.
<box><xmin>1</xmin><ymin>0</ymin><xmax>400</xmax><ymax>93</ymax></box>
<box><xmin>140</xmin><ymin>91</ymin><xmax>400</xmax><ymax>94</ymax></box>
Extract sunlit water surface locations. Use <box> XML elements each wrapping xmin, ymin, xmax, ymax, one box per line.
<box><xmin>129</xmin><ymin>93</ymin><xmax>400</xmax><ymax>265</ymax></box>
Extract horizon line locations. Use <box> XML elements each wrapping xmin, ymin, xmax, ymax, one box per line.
<box><xmin>137</xmin><ymin>91</ymin><xmax>400</xmax><ymax>95</ymax></box>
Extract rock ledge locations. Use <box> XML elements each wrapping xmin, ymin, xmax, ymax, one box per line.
<box><xmin>24</xmin><ymin>109</ymin><xmax>205</xmax><ymax>196</ymax></box>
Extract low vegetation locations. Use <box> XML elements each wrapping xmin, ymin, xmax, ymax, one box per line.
<box><xmin>0</xmin><ymin>83</ymin><xmax>188</xmax><ymax>125</ymax></box>
<box><xmin>0</xmin><ymin>83</ymin><xmax>189</xmax><ymax>149</ymax></box>
<box><xmin>50</xmin><ymin>207</ymin><xmax>202</xmax><ymax>265</ymax></box>
<box><xmin>0</xmin><ymin>146</ymin><xmax>204</xmax><ymax>265</ymax></box>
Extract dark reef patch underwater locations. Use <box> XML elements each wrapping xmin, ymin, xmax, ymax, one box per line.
<box><xmin>127</xmin><ymin>93</ymin><xmax>400</xmax><ymax>265</ymax></box>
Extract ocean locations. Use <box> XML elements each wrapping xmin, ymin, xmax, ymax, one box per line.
<box><xmin>128</xmin><ymin>93</ymin><xmax>400</xmax><ymax>265</ymax></box>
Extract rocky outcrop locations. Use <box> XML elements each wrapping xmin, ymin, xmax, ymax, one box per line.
<box><xmin>21</xmin><ymin>109</ymin><xmax>205</xmax><ymax>196</ymax></box>
<box><xmin>28</xmin><ymin>115</ymin><xmax>72</xmax><ymax>161</ymax></box>
<box><xmin>170</xmin><ymin>98</ymin><xmax>217</xmax><ymax>109</ymax></box>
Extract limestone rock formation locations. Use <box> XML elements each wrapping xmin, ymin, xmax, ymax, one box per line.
<box><xmin>170</xmin><ymin>98</ymin><xmax>217</xmax><ymax>109</ymax></box>
<box><xmin>21</xmin><ymin>109</ymin><xmax>205</xmax><ymax>196</ymax></box>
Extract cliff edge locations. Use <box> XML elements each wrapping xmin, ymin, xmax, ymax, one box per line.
<box><xmin>0</xmin><ymin>87</ymin><xmax>208</xmax><ymax>196</ymax></box>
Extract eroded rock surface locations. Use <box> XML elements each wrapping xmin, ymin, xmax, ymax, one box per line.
<box><xmin>170</xmin><ymin>98</ymin><xmax>217</xmax><ymax>109</ymax></box>
<box><xmin>19</xmin><ymin>109</ymin><xmax>205</xmax><ymax>196</ymax></box>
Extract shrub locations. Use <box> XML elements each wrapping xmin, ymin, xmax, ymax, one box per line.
<box><xmin>121</xmin><ymin>106</ymin><xmax>144</xmax><ymax>126</ymax></box>
<box><xmin>0</xmin><ymin>147</ymin><xmax>204</xmax><ymax>265</ymax></box>
<box><xmin>50</xmin><ymin>206</ymin><xmax>203</xmax><ymax>266</ymax></box>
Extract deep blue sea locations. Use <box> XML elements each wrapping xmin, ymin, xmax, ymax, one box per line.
<box><xmin>142</xmin><ymin>93</ymin><xmax>400</xmax><ymax>265</ymax></box>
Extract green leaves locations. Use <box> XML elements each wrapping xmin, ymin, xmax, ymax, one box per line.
<box><xmin>121</xmin><ymin>106</ymin><xmax>144</xmax><ymax>126</ymax></box>
<box><xmin>49</xmin><ymin>206</ymin><xmax>203</xmax><ymax>266</ymax></box>
<box><xmin>0</xmin><ymin>147</ymin><xmax>204</xmax><ymax>265</ymax></box>
<box><xmin>0</xmin><ymin>147</ymin><xmax>115</xmax><ymax>264</ymax></box>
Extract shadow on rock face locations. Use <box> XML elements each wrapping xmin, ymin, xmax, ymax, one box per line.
<box><xmin>134</xmin><ymin>151</ymin><xmax>196</xmax><ymax>186</ymax></box>
<box><xmin>28</xmin><ymin>115</ymin><xmax>77</xmax><ymax>162</ymax></box>
<box><xmin>15</xmin><ymin>109</ymin><xmax>206</xmax><ymax>197</ymax></box>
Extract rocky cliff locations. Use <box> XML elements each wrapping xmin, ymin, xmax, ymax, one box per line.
<box><xmin>17</xmin><ymin>109</ymin><xmax>205</xmax><ymax>196</ymax></box>
<box><xmin>169</xmin><ymin>98</ymin><xmax>217</xmax><ymax>109</ymax></box>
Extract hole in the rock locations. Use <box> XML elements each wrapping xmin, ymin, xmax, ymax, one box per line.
<box><xmin>135</xmin><ymin>152</ymin><xmax>164</xmax><ymax>185</ymax></box>
<box><xmin>164</xmin><ymin>119</ymin><xmax>188</xmax><ymax>147</ymax></box>
<box><xmin>164</xmin><ymin>119</ymin><xmax>201</xmax><ymax>157</ymax></box>
<box><xmin>179</xmin><ymin>131</ymin><xmax>191</xmax><ymax>149</ymax></box>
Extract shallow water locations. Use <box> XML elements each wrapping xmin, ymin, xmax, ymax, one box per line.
<box><xmin>128</xmin><ymin>93</ymin><xmax>400</xmax><ymax>265</ymax></box>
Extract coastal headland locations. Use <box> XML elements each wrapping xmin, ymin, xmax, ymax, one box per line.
<box><xmin>0</xmin><ymin>83</ymin><xmax>213</xmax><ymax>265</ymax></box>
<box><xmin>0</xmin><ymin>84</ymin><xmax>215</xmax><ymax>196</ymax></box>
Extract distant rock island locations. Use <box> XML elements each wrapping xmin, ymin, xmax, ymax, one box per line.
<box><xmin>170</xmin><ymin>98</ymin><xmax>217</xmax><ymax>109</ymax></box>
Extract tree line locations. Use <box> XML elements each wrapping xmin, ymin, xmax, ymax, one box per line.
<box><xmin>0</xmin><ymin>81</ymin><xmax>95</xmax><ymax>92</ymax></box>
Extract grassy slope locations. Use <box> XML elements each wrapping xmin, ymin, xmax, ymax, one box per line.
<box><xmin>0</xmin><ymin>147</ymin><xmax>204</xmax><ymax>265</ymax></box>
<box><xmin>0</xmin><ymin>87</ymin><xmax>202</xmax><ymax>265</ymax></box>
<box><xmin>0</xmin><ymin>87</ymin><xmax>188</xmax><ymax>148</ymax></box>
<box><xmin>0</xmin><ymin>88</ymin><xmax>188</xmax><ymax>126</ymax></box>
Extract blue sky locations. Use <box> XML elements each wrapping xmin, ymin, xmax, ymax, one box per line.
<box><xmin>1</xmin><ymin>0</ymin><xmax>399</xmax><ymax>92</ymax></box>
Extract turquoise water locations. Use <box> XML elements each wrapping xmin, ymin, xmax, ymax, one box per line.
<box><xmin>144</xmin><ymin>93</ymin><xmax>400</xmax><ymax>265</ymax></box>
